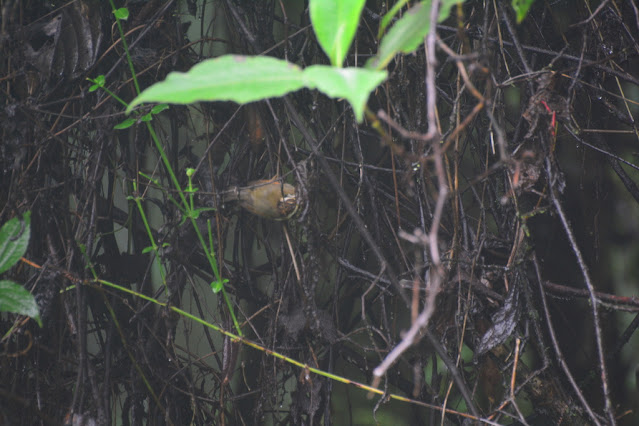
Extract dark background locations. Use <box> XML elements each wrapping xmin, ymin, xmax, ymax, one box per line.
<box><xmin>1</xmin><ymin>0</ymin><xmax>638</xmax><ymax>424</ymax></box>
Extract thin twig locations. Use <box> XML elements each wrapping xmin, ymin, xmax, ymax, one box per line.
<box><xmin>547</xmin><ymin>158</ymin><xmax>615</xmax><ymax>425</ymax></box>
<box><xmin>532</xmin><ymin>253</ymin><xmax>601</xmax><ymax>425</ymax></box>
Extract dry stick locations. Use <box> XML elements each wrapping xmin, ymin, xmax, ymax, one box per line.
<box><xmin>548</xmin><ymin>200</ymin><xmax>615</xmax><ymax>425</ymax></box>
<box><xmin>569</xmin><ymin>0</ymin><xmax>611</xmax><ymax>28</ymax></box>
<box><xmin>371</xmin><ymin>1</ymin><xmax>479</xmax><ymax>420</ymax></box>
<box><xmin>282</xmin><ymin>224</ymin><xmax>300</xmax><ymax>282</ymax></box>
<box><xmin>489</xmin><ymin>338</ymin><xmax>531</xmax><ymax>425</ymax></box>
<box><xmin>568</xmin><ymin>30</ymin><xmax>588</xmax><ymax>96</ymax></box>
<box><xmin>508</xmin><ymin>339</ymin><xmax>530</xmax><ymax>426</ymax></box>
<box><xmin>532</xmin><ymin>253</ymin><xmax>602</xmax><ymax>426</ymax></box>
<box><xmin>542</xmin><ymin>280</ymin><xmax>639</xmax><ymax>311</ymax></box>
<box><xmin>426</xmin><ymin>327</ymin><xmax>479</xmax><ymax>420</ymax></box>
<box><xmin>593</xmin><ymin>133</ymin><xmax>639</xmax><ymax>204</ymax></box>
<box><xmin>546</xmin><ymin>157</ymin><xmax>615</xmax><ymax>425</ymax></box>
<box><xmin>498</xmin><ymin>2</ymin><xmax>534</xmax><ymax>96</ymax></box>
<box><xmin>371</xmin><ymin>1</ymin><xmax>446</xmax><ymax>380</ymax></box>
<box><xmin>564</xmin><ymin>125</ymin><xmax>639</xmax><ymax>173</ymax></box>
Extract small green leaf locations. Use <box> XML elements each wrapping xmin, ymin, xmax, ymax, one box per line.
<box><xmin>140</xmin><ymin>113</ymin><xmax>153</xmax><ymax>122</ymax></box>
<box><xmin>141</xmin><ymin>246</ymin><xmax>155</xmax><ymax>254</ymax></box>
<box><xmin>210</xmin><ymin>278</ymin><xmax>229</xmax><ymax>293</ymax></box>
<box><xmin>113</xmin><ymin>7</ymin><xmax>129</xmax><ymax>21</ymax></box>
<box><xmin>512</xmin><ymin>0</ymin><xmax>535</xmax><ymax>23</ymax></box>
<box><xmin>88</xmin><ymin>75</ymin><xmax>106</xmax><ymax>92</ymax></box>
<box><xmin>114</xmin><ymin>117</ymin><xmax>136</xmax><ymax>130</ymax></box>
<box><xmin>0</xmin><ymin>280</ymin><xmax>42</xmax><ymax>327</ymax></box>
<box><xmin>150</xmin><ymin>104</ymin><xmax>169</xmax><ymax>114</ymax></box>
<box><xmin>0</xmin><ymin>211</ymin><xmax>31</xmax><ymax>274</ymax></box>
<box><xmin>310</xmin><ymin>0</ymin><xmax>366</xmax><ymax>67</ymax></box>
<box><xmin>96</xmin><ymin>75</ymin><xmax>106</xmax><ymax>85</ymax></box>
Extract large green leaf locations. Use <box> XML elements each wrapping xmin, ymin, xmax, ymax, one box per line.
<box><xmin>309</xmin><ymin>0</ymin><xmax>366</xmax><ymax>67</ymax></box>
<box><xmin>0</xmin><ymin>280</ymin><xmax>42</xmax><ymax>327</ymax></box>
<box><xmin>0</xmin><ymin>211</ymin><xmax>31</xmax><ymax>274</ymax></box>
<box><xmin>366</xmin><ymin>0</ymin><xmax>463</xmax><ymax>70</ymax></box>
<box><xmin>128</xmin><ymin>55</ymin><xmax>386</xmax><ymax>123</ymax></box>
<box><xmin>127</xmin><ymin>56</ymin><xmax>306</xmax><ymax>113</ymax></box>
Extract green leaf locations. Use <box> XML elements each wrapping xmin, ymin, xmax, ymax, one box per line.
<box><xmin>0</xmin><ymin>211</ymin><xmax>31</xmax><ymax>274</ymax></box>
<box><xmin>366</xmin><ymin>0</ymin><xmax>463</xmax><ymax>70</ymax></box>
<box><xmin>210</xmin><ymin>278</ymin><xmax>228</xmax><ymax>293</ymax></box>
<box><xmin>309</xmin><ymin>0</ymin><xmax>366</xmax><ymax>67</ymax></box>
<box><xmin>126</xmin><ymin>55</ymin><xmax>386</xmax><ymax>123</ymax></box>
<box><xmin>512</xmin><ymin>0</ymin><xmax>535</xmax><ymax>23</ymax></box>
<box><xmin>377</xmin><ymin>0</ymin><xmax>409</xmax><ymax>39</ymax></box>
<box><xmin>150</xmin><ymin>104</ymin><xmax>169</xmax><ymax>114</ymax></box>
<box><xmin>88</xmin><ymin>75</ymin><xmax>106</xmax><ymax>92</ymax></box>
<box><xmin>113</xmin><ymin>7</ymin><xmax>129</xmax><ymax>21</ymax></box>
<box><xmin>303</xmin><ymin>66</ymin><xmax>387</xmax><ymax>122</ymax></box>
<box><xmin>127</xmin><ymin>56</ymin><xmax>306</xmax><ymax>113</ymax></box>
<box><xmin>0</xmin><ymin>280</ymin><xmax>42</xmax><ymax>327</ymax></box>
<box><xmin>114</xmin><ymin>117</ymin><xmax>136</xmax><ymax>130</ymax></box>
<box><xmin>141</xmin><ymin>246</ymin><xmax>155</xmax><ymax>254</ymax></box>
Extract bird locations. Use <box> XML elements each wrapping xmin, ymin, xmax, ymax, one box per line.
<box><xmin>223</xmin><ymin>178</ymin><xmax>298</xmax><ymax>220</ymax></box>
